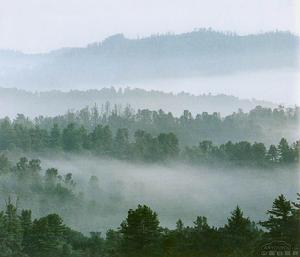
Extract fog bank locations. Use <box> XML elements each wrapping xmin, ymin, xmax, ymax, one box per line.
<box><xmin>36</xmin><ymin>154</ymin><xmax>299</xmax><ymax>232</ymax></box>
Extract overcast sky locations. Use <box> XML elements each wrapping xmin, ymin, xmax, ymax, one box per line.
<box><xmin>0</xmin><ymin>0</ymin><xmax>299</xmax><ymax>53</ymax></box>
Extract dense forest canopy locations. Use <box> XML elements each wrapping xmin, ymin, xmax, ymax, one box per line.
<box><xmin>1</xmin><ymin>104</ymin><xmax>299</xmax><ymax>149</ymax></box>
<box><xmin>0</xmin><ymin>119</ymin><xmax>299</xmax><ymax>167</ymax></box>
<box><xmin>0</xmin><ymin>192</ymin><xmax>299</xmax><ymax>257</ymax></box>
<box><xmin>0</xmin><ymin>30</ymin><xmax>298</xmax><ymax>90</ymax></box>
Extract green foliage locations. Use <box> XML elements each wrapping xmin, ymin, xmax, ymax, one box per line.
<box><xmin>260</xmin><ymin>194</ymin><xmax>297</xmax><ymax>245</ymax></box>
<box><xmin>49</xmin><ymin>124</ymin><xmax>62</xmax><ymax>149</ymax></box>
<box><xmin>91</xmin><ymin>125</ymin><xmax>112</xmax><ymax>155</ymax></box>
<box><xmin>0</xmin><ymin>105</ymin><xmax>299</xmax><ymax>167</ymax></box>
<box><xmin>120</xmin><ymin>205</ymin><xmax>161</xmax><ymax>256</ymax></box>
<box><xmin>0</xmin><ymin>199</ymin><xmax>23</xmax><ymax>257</ymax></box>
<box><xmin>223</xmin><ymin>206</ymin><xmax>261</xmax><ymax>256</ymax></box>
<box><xmin>63</xmin><ymin>124</ymin><xmax>82</xmax><ymax>151</ymax></box>
<box><xmin>0</xmin><ymin>194</ymin><xmax>299</xmax><ymax>257</ymax></box>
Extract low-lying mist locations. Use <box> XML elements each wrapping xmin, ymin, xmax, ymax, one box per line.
<box><xmin>5</xmin><ymin>153</ymin><xmax>297</xmax><ymax>234</ymax></box>
<box><xmin>0</xmin><ymin>70</ymin><xmax>299</xmax><ymax>119</ymax></box>
<box><xmin>126</xmin><ymin>70</ymin><xmax>300</xmax><ymax>106</ymax></box>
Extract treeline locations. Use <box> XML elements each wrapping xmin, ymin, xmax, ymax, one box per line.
<box><xmin>0</xmin><ymin>86</ymin><xmax>275</xmax><ymax>118</ymax></box>
<box><xmin>184</xmin><ymin>138</ymin><xmax>299</xmax><ymax>167</ymax></box>
<box><xmin>0</xmin><ymin>193</ymin><xmax>299</xmax><ymax>257</ymax></box>
<box><xmin>2</xmin><ymin>104</ymin><xmax>299</xmax><ymax>147</ymax></box>
<box><xmin>0</xmin><ymin>116</ymin><xmax>299</xmax><ymax>166</ymax></box>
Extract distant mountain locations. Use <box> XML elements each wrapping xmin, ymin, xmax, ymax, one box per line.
<box><xmin>0</xmin><ymin>29</ymin><xmax>298</xmax><ymax>90</ymax></box>
<box><xmin>0</xmin><ymin>87</ymin><xmax>276</xmax><ymax>118</ymax></box>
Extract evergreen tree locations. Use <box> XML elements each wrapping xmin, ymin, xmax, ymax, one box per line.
<box><xmin>30</xmin><ymin>214</ymin><xmax>66</xmax><ymax>257</ymax></box>
<box><xmin>91</xmin><ymin>125</ymin><xmax>112</xmax><ymax>155</ymax></box>
<box><xmin>120</xmin><ymin>205</ymin><xmax>161</xmax><ymax>256</ymax></box>
<box><xmin>223</xmin><ymin>206</ymin><xmax>260</xmax><ymax>256</ymax></box>
<box><xmin>49</xmin><ymin>124</ymin><xmax>62</xmax><ymax>149</ymax></box>
<box><xmin>3</xmin><ymin>199</ymin><xmax>23</xmax><ymax>257</ymax></box>
<box><xmin>260</xmin><ymin>194</ymin><xmax>295</xmax><ymax>244</ymax></box>
<box><xmin>20</xmin><ymin>210</ymin><xmax>32</xmax><ymax>254</ymax></box>
<box><xmin>278</xmin><ymin>138</ymin><xmax>294</xmax><ymax>163</ymax></box>
<box><xmin>267</xmin><ymin>144</ymin><xmax>278</xmax><ymax>162</ymax></box>
<box><xmin>62</xmin><ymin>123</ymin><xmax>81</xmax><ymax>151</ymax></box>
<box><xmin>113</xmin><ymin>128</ymin><xmax>130</xmax><ymax>159</ymax></box>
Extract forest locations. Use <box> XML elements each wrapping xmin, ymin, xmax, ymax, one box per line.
<box><xmin>0</xmin><ymin>154</ymin><xmax>299</xmax><ymax>257</ymax></box>
<box><xmin>6</xmin><ymin>104</ymin><xmax>299</xmax><ymax>146</ymax></box>
<box><xmin>0</xmin><ymin>104</ymin><xmax>298</xmax><ymax>257</ymax></box>
<box><xmin>0</xmin><ymin>192</ymin><xmax>299</xmax><ymax>257</ymax></box>
<box><xmin>0</xmin><ymin>100</ymin><xmax>298</xmax><ymax>257</ymax></box>
<box><xmin>0</xmin><ymin>105</ymin><xmax>299</xmax><ymax>167</ymax></box>
<box><xmin>1</xmin><ymin>3</ymin><xmax>299</xmax><ymax>256</ymax></box>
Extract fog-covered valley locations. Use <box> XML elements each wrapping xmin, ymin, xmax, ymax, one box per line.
<box><xmin>1</xmin><ymin>153</ymin><xmax>299</xmax><ymax>234</ymax></box>
<box><xmin>0</xmin><ymin>30</ymin><xmax>299</xmax><ymax>106</ymax></box>
<box><xmin>127</xmin><ymin>70</ymin><xmax>300</xmax><ymax>106</ymax></box>
<box><xmin>41</xmin><ymin>155</ymin><xmax>299</xmax><ymax>230</ymax></box>
<box><xmin>0</xmin><ymin>32</ymin><xmax>299</xmax><ymax>234</ymax></box>
<box><xmin>1</xmin><ymin>1</ymin><xmax>299</xmax><ymax>255</ymax></box>
<box><xmin>0</xmin><ymin>85</ymin><xmax>278</xmax><ymax>118</ymax></box>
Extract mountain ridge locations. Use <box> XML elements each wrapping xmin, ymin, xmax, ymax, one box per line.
<box><xmin>0</xmin><ymin>86</ymin><xmax>278</xmax><ymax>118</ymax></box>
<box><xmin>0</xmin><ymin>29</ymin><xmax>298</xmax><ymax>90</ymax></box>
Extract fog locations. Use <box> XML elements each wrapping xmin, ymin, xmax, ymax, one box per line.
<box><xmin>8</xmin><ymin>154</ymin><xmax>297</xmax><ymax>233</ymax></box>
<box><xmin>0</xmin><ymin>30</ymin><xmax>298</xmax><ymax>108</ymax></box>
<box><xmin>1</xmin><ymin>0</ymin><xmax>296</xmax><ymax>53</ymax></box>
<box><xmin>120</xmin><ymin>70</ymin><xmax>300</xmax><ymax>106</ymax></box>
<box><xmin>1</xmin><ymin>70</ymin><xmax>299</xmax><ymax>119</ymax></box>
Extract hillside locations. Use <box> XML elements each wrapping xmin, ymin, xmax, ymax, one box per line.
<box><xmin>0</xmin><ymin>87</ymin><xmax>276</xmax><ymax>118</ymax></box>
<box><xmin>0</xmin><ymin>30</ymin><xmax>298</xmax><ymax>90</ymax></box>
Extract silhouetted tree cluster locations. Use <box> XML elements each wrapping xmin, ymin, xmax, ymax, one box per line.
<box><xmin>1</xmin><ymin>105</ymin><xmax>299</xmax><ymax>148</ymax></box>
<box><xmin>184</xmin><ymin>138</ymin><xmax>299</xmax><ymax>167</ymax></box>
<box><xmin>0</xmin><ymin>113</ymin><xmax>299</xmax><ymax>166</ymax></box>
<box><xmin>0</xmin><ymin>156</ymin><xmax>93</xmax><ymax>232</ymax></box>
<box><xmin>0</xmin><ymin>194</ymin><xmax>299</xmax><ymax>257</ymax></box>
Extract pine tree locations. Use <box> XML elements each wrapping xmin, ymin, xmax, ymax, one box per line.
<box><xmin>3</xmin><ymin>199</ymin><xmax>23</xmax><ymax>256</ymax></box>
<box><xmin>223</xmin><ymin>206</ymin><xmax>260</xmax><ymax>256</ymax></box>
<box><xmin>49</xmin><ymin>124</ymin><xmax>61</xmax><ymax>149</ymax></box>
<box><xmin>260</xmin><ymin>194</ymin><xmax>295</xmax><ymax>244</ymax></box>
<box><xmin>120</xmin><ymin>205</ymin><xmax>161</xmax><ymax>256</ymax></box>
<box><xmin>30</xmin><ymin>214</ymin><xmax>66</xmax><ymax>257</ymax></box>
<box><xmin>20</xmin><ymin>210</ymin><xmax>32</xmax><ymax>254</ymax></box>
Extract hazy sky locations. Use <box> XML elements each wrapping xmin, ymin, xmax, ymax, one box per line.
<box><xmin>0</xmin><ymin>0</ymin><xmax>299</xmax><ymax>53</ymax></box>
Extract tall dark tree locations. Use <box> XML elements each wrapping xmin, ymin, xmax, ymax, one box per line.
<box><xmin>2</xmin><ymin>199</ymin><xmax>23</xmax><ymax>257</ymax></box>
<box><xmin>30</xmin><ymin>214</ymin><xmax>66</xmax><ymax>257</ymax></box>
<box><xmin>267</xmin><ymin>144</ymin><xmax>278</xmax><ymax>162</ymax></box>
<box><xmin>260</xmin><ymin>194</ymin><xmax>295</xmax><ymax>244</ymax></box>
<box><xmin>120</xmin><ymin>205</ymin><xmax>161</xmax><ymax>256</ymax></box>
<box><xmin>49</xmin><ymin>124</ymin><xmax>62</xmax><ymax>149</ymax></box>
<box><xmin>62</xmin><ymin>123</ymin><xmax>81</xmax><ymax>151</ymax></box>
<box><xmin>113</xmin><ymin>128</ymin><xmax>130</xmax><ymax>159</ymax></box>
<box><xmin>20</xmin><ymin>210</ymin><xmax>32</xmax><ymax>254</ymax></box>
<box><xmin>91</xmin><ymin>125</ymin><xmax>112</xmax><ymax>155</ymax></box>
<box><xmin>157</xmin><ymin>133</ymin><xmax>179</xmax><ymax>159</ymax></box>
<box><xmin>278</xmin><ymin>138</ymin><xmax>294</xmax><ymax>163</ymax></box>
<box><xmin>223</xmin><ymin>206</ymin><xmax>260</xmax><ymax>256</ymax></box>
